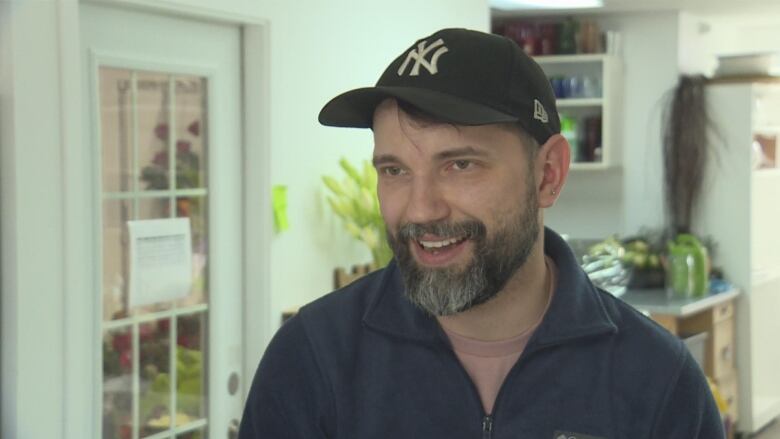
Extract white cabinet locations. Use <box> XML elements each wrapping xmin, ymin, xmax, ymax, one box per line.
<box><xmin>699</xmin><ymin>81</ymin><xmax>780</xmax><ymax>434</ymax></box>
<box><xmin>534</xmin><ymin>53</ymin><xmax>621</xmax><ymax>171</ymax></box>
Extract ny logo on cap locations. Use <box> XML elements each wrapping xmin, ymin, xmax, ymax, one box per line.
<box><xmin>534</xmin><ymin>99</ymin><xmax>549</xmax><ymax>123</ymax></box>
<box><xmin>397</xmin><ymin>38</ymin><xmax>449</xmax><ymax>76</ymax></box>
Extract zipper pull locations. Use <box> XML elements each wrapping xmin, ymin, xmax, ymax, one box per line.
<box><xmin>482</xmin><ymin>415</ymin><xmax>493</xmax><ymax>439</ymax></box>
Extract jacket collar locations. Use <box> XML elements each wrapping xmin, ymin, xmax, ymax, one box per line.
<box><xmin>362</xmin><ymin>227</ymin><xmax>618</xmax><ymax>347</ymax></box>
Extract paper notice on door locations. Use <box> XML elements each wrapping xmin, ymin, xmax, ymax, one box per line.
<box><xmin>128</xmin><ymin>218</ymin><xmax>193</xmax><ymax>309</ymax></box>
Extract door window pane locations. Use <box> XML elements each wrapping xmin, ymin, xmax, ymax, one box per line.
<box><xmin>100</xmin><ymin>67</ymin><xmax>210</xmax><ymax>439</ymax></box>
<box><xmin>174</xmin><ymin>76</ymin><xmax>207</xmax><ymax>190</ymax></box>
<box><xmin>103</xmin><ymin>200</ymin><xmax>133</xmax><ymax>321</ymax></box>
<box><xmin>101</xmin><ymin>68</ymin><xmax>134</xmax><ymax>193</ymax></box>
<box><xmin>177</xmin><ymin>197</ymin><xmax>207</xmax><ymax>307</ymax></box>
<box><xmin>177</xmin><ymin>312</ymin><xmax>208</xmax><ymax>420</ymax></box>
<box><xmin>140</xmin><ymin>319</ymin><xmax>171</xmax><ymax>437</ymax></box>
<box><xmin>103</xmin><ymin>327</ymin><xmax>133</xmax><ymax>439</ymax></box>
<box><xmin>137</xmin><ymin>72</ymin><xmax>171</xmax><ymax>192</ymax></box>
<box><xmin>138</xmin><ymin>197</ymin><xmax>170</xmax><ymax>221</ymax></box>
<box><xmin>176</xmin><ymin>427</ymin><xmax>206</xmax><ymax>439</ymax></box>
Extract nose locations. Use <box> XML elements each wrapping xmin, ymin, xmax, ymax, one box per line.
<box><xmin>404</xmin><ymin>175</ymin><xmax>451</xmax><ymax>225</ymax></box>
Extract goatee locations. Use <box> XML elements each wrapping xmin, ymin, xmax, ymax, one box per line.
<box><xmin>387</xmin><ymin>193</ymin><xmax>539</xmax><ymax>316</ymax></box>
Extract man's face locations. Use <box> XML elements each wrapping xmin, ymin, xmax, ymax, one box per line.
<box><xmin>372</xmin><ymin>100</ymin><xmax>541</xmax><ymax>316</ymax></box>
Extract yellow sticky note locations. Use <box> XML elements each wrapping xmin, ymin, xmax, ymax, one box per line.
<box><xmin>272</xmin><ymin>185</ymin><xmax>289</xmax><ymax>233</ymax></box>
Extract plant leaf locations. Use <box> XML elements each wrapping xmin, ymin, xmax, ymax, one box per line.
<box><xmin>339</xmin><ymin>158</ymin><xmax>362</xmax><ymax>183</ymax></box>
<box><xmin>322</xmin><ymin>176</ymin><xmax>344</xmax><ymax>196</ymax></box>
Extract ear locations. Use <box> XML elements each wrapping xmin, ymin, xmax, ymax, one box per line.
<box><xmin>535</xmin><ymin>134</ymin><xmax>570</xmax><ymax>208</ymax></box>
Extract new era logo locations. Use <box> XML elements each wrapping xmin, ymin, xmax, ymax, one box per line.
<box><xmin>397</xmin><ymin>38</ymin><xmax>449</xmax><ymax>76</ymax></box>
<box><xmin>534</xmin><ymin>99</ymin><xmax>549</xmax><ymax>123</ymax></box>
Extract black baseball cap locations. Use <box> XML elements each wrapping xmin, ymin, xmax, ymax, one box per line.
<box><xmin>318</xmin><ymin>28</ymin><xmax>560</xmax><ymax>145</ymax></box>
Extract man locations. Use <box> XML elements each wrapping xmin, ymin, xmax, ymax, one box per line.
<box><xmin>239</xmin><ymin>28</ymin><xmax>724</xmax><ymax>438</ymax></box>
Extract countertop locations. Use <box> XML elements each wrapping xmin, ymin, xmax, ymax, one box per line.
<box><xmin>620</xmin><ymin>288</ymin><xmax>740</xmax><ymax>317</ymax></box>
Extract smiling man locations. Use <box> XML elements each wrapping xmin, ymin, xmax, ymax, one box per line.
<box><xmin>239</xmin><ymin>29</ymin><xmax>724</xmax><ymax>439</ymax></box>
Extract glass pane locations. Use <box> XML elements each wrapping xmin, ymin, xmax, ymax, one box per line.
<box><xmin>101</xmin><ymin>69</ymin><xmax>212</xmax><ymax>439</ymax></box>
<box><xmin>103</xmin><ymin>200</ymin><xmax>133</xmax><ymax>321</ymax></box>
<box><xmin>102</xmin><ymin>327</ymin><xmax>133</xmax><ymax>439</ymax></box>
<box><xmin>177</xmin><ymin>197</ymin><xmax>207</xmax><ymax>307</ymax></box>
<box><xmin>140</xmin><ymin>319</ymin><xmax>171</xmax><ymax>438</ymax></box>
<box><xmin>176</xmin><ymin>427</ymin><xmax>206</xmax><ymax>439</ymax></box>
<box><xmin>177</xmin><ymin>312</ymin><xmax>208</xmax><ymax>421</ymax></box>
<box><xmin>174</xmin><ymin>76</ymin><xmax>207</xmax><ymax>190</ymax></box>
<box><xmin>100</xmin><ymin>68</ymin><xmax>134</xmax><ymax>193</ymax></box>
<box><xmin>137</xmin><ymin>72</ymin><xmax>171</xmax><ymax>191</ymax></box>
<box><xmin>138</xmin><ymin>197</ymin><xmax>171</xmax><ymax>221</ymax></box>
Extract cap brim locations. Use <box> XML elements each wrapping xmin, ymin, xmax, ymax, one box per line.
<box><xmin>318</xmin><ymin>86</ymin><xmax>519</xmax><ymax>128</ymax></box>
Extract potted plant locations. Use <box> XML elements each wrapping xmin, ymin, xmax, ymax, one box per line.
<box><xmin>322</xmin><ymin>158</ymin><xmax>393</xmax><ymax>284</ymax></box>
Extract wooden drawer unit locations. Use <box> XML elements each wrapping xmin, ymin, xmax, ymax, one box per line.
<box><xmin>711</xmin><ymin>319</ymin><xmax>736</xmax><ymax>379</ymax></box>
<box><xmin>712</xmin><ymin>301</ymin><xmax>735</xmax><ymax>324</ymax></box>
<box><xmin>623</xmin><ymin>290</ymin><xmax>740</xmax><ymax>430</ymax></box>
<box><xmin>678</xmin><ymin>302</ymin><xmax>737</xmax><ymax>379</ymax></box>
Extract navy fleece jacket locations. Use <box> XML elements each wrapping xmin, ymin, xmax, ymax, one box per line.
<box><xmin>239</xmin><ymin>228</ymin><xmax>724</xmax><ymax>438</ymax></box>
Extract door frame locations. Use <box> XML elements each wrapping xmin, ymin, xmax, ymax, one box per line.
<box><xmin>0</xmin><ymin>1</ymin><xmax>272</xmax><ymax>438</ymax></box>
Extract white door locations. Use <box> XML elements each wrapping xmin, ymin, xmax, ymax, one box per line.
<box><xmin>81</xmin><ymin>4</ymin><xmax>244</xmax><ymax>438</ymax></box>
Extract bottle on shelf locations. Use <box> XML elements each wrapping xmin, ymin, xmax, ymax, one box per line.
<box><xmin>558</xmin><ymin>18</ymin><xmax>578</xmax><ymax>54</ymax></box>
<box><xmin>560</xmin><ymin>115</ymin><xmax>580</xmax><ymax>162</ymax></box>
<box><xmin>583</xmin><ymin>116</ymin><xmax>602</xmax><ymax>162</ymax></box>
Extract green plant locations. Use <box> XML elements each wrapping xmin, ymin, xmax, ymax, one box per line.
<box><xmin>322</xmin><ymin>158</ymin><xmax>392</xmax><ymax>268</ymax></box>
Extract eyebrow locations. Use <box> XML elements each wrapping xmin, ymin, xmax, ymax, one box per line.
<box><xmin>372</xmin><ymin>154</ymin><xmax>400</xmax><ymax>168</ymax></box>
<box><xmin>433</xmin><ymin>146</ymin><xmax>490</xmax><ymax>161</ymax></box>
<box><xmin>372</xmin><ymin>146</ymin><xmax>489</xmax><ymax>168</ymax></box>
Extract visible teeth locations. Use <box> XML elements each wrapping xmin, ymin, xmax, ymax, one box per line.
<box><xmin>419</xmin><ymin>237</ymin><xmax>464</xmax><ymax>249</ymax></box>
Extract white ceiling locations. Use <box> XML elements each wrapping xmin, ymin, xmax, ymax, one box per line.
<box><xmin>491</xmin><ymin>0</ymin><xmax>780</xmax><ymax>16</ymax></box>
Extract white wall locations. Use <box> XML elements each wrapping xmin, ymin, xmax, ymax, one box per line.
<box><xmin>1</xmin><ymin>2</ymin><xmax>67</xmax><ymax>438</ymax></box>
<box><xmin>607</xmin><ymin>12</ymin><xmax>680</xmax><ymax>236</ymax></box>
<box><xmin>679</xmin><ymin>11</ymin><xmax>780</xmax><ymax>76</ymax></box>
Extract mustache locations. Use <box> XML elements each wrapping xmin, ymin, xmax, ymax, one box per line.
<box><xmin>396</xmin><ymin>220</ymin><xmax>487</xmax><ymax>242</ymax></box>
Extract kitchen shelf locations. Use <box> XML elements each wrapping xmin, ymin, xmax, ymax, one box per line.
<box><xmin>533</xmin><ymin>53</ymin><xmax>621</xmax><ymax>169</ymax></box>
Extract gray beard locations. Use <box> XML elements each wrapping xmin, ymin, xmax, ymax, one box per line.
<box><xmin>387</xmin><ymin>190</ymin><xmax>539</xmax><ymax>317</ymax></box>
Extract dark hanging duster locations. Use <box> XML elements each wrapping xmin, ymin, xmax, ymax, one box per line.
<box><xmin>661</xmin><ymin>75</ymin><xmax>711</xmax><ymax>238</ymax></box>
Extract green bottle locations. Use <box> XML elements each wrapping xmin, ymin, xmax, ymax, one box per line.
<box><xmin>560</xmin><ymin>115</ymin><xmax>579</xmax><ymax>162</ymax></box>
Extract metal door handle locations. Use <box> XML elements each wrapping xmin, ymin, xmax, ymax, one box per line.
<box><xmin>228</xmin><ymin>418</ymin><xmax>240</xmax><ymax>439</ymax></box>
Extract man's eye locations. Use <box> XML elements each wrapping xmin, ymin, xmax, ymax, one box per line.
<box><xmin>452</xmin><ymin>160</ymin><xmax>472</xmax><ymax>171</ymax></box>
<box><xmin>382</xmin><ymin>166</ymin><xmax>404</xmax><ymax>176</ymax></box>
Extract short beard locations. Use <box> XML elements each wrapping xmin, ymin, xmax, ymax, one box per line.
<box><xmin>387</xmin><ymin>189</ymin><xmax>540</xmax><ymax>317</ymax></box>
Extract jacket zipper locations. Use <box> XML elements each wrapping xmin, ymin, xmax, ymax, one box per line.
<box><xmin>436</xmin><ymin>326</ymin><xmax>578</xmax><ymax>438</ymax></box>
<box><xmin>482</xmin><ymin>415</ymin><xmax>493</xmax><ymax>439</ymax></box>
<box><xmin>433</xmin><ymin>328</ymin><xmax>497</xmax><ymax>439</ymax></box>
<box><xmin>480</xmin><ymin>343</ymin><xmax>554</xmax><ymax>438</ymax></box>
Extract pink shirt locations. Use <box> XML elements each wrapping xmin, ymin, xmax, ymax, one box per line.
<box><xmin>443</xmin><ymin>258</ymin><xmax>557</xmax><ymax>414</ymax></box>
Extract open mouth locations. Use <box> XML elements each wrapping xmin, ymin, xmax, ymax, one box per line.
<box><xmin>417</xmin><ymin>235</ymin><xmax>469</xmax><ymax>253</ymax></box>
<box><xmin>411</xmin><ymin>234</ymin><xmax>472</xmax><ymax>267</ymax></box>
